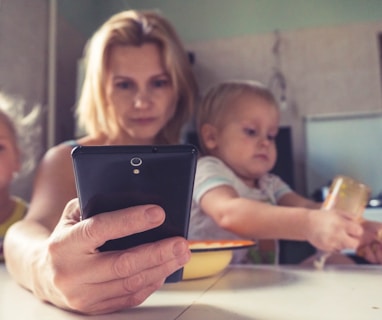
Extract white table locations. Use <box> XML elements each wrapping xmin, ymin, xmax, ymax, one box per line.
<box><xmin>1</xmin><ymin>263</ymin><xmax>382</xmax><ymax>320</ymax></box>
<box><xmin>364</xmin><ymin>208</ymin><xmax>382</xmax><ymax>222</ymax></box>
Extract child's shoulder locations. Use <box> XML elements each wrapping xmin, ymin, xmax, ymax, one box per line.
<box><xmin>259</xmin><ymin>173</ymin><xmax>292</xmax><ymax>195</ymax></box>
<box><xmin>0</xmin><ymin>196</ymin><xmax>27</xmax><ymax>234</ymax></box>
<box><xmin>198</xmin><ymin>155</ymin><xmax>224</xmax><ymax>166</ymax></box>
<box><xmin>260</xmin><ymin>173</ymin><xmax>287</xmax><ymax>185</ymax></box>
<box><xmin>196</xmin><ymin>156</ymin><xmax>235</xmax><ymax>177</ymax></box>
<box><xmin>197</xmin><ymin>156</ymin><xmax>230</xmax><ymax>171</ymax></box>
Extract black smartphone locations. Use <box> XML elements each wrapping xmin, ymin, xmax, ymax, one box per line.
<box><xmin>71</xmin><ymin>144</ymin><xmax>197</xmax><ymax>282</ymax></box>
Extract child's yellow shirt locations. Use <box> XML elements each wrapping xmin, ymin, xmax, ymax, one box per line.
<box><xmin>0</xmin><ymin>197</ymin><xmax>28</xmax><ymax>261</ymax></box>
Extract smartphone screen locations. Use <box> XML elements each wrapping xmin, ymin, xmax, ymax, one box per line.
<box><xmin>71</xmin><ymin>144</ymin><xmax>197</xmax><ymax>282</ymax></box>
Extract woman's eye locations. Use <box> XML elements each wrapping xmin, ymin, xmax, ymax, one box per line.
<box><xmin>243</xmin><ymin>128</ymin><xmax>256</xmax><ymax>136</ymax></box>
<box><xmin>151</xmin><ymin>78</ymin><xmax>170</xmax><ymax>88</ymax></box>
<box><xmin>116</xmin><ymin>81</ymin><xmax>134</xmax><ymax>90</ymax></box>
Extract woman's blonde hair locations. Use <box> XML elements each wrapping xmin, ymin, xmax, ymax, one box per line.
<box><xmin>76</xmin><ymin>10</ymin><xmax>197</xmax><ymax>144</ymax></box>
<box><xmin>196</xmin><ymin>80</ymin><xmax>278</xmax><ymax>154</ymax></box>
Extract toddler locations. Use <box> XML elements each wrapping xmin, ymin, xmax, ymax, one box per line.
<box><xmin>188</xmin><ymin>80</ymin><xmax>363</xmax><ymax>264</ymax></box>
<box><xmin>0</xmin><ymin>108</ymin><xmax>27</xmax><ymax>260</ymax></box>
<box><xmin>0</xmin><ymin>92</ymin><xmax>41</xmax><ymax>260</ymax></box>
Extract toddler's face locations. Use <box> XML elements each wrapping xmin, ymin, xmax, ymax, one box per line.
<box><xmin>208</xmin><ymin>94</ymin><xmax>279</xmax><ymax>187</ymax></box>
<box><xmin>0</xmin><ymin>121</ymin><xmax>19</xmax><ymax>190</ymax></box>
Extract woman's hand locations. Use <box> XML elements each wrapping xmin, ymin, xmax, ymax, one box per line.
<box><xmin>356</xmin><ymin>220</ymin><xmax>382</xmax><ymax>264</ymax></box>
<box><xmin>32</xmin><ymin>199</ymin><xmax>191</xmax><ymax>315</ymax></box>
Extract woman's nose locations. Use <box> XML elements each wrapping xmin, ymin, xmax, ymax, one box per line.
<box><xmin>133</xmin><ymin>90</ymin><xmax>150</xmax><ymax>109</ymax></box>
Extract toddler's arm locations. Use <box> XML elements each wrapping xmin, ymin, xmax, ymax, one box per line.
<box><xmin>278</xmin><ymin>191</ymin><xmax>321</xmax><ymax>209</ymax></box>
<box><xmin>199</xmin><ymin>185</ymin><xmax>362</xmax><ymax>252</ymax></box>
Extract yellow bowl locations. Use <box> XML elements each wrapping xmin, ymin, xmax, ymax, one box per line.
<box><xmin>182</xmin><ymin>240</ymin><xmax>255</xmax><ymax>280</ymax></box>
<box><xmin>183</xmin><ymin>248</ymin><xmax>233</xmax><ymax>280</ymax></box>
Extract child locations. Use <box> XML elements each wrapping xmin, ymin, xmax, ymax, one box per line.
<box><xmin>0</xmin><ymin>107</ymin><xmax>27</xmax><ymax>260</ymax></box>
<box><xmin>0</xmin><ymin>91</ymin><xmax>41</xmax><ymax>261</ymax></box>
<box><xmin>188</xmin><ymin>80</ymin><xmax>363</xmax><ymax>264</ymax></box>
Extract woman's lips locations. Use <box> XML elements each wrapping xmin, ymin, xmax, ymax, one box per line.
<box><xmin>130</xmin><ymin>117</ymin><xmax>157</xmax><ymax>125</ymax></box>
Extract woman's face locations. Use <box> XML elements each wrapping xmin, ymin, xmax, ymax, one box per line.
<box><xmin>0</xmin><ymin>121</ymin><xmax>19</xmax><ymax>191</ymax></box>
<box><xmin>104</xmin><ymin>43</ymin><xmax>178</xmax><ymax>144</ymax></box>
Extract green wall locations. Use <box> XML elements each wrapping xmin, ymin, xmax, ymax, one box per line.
<box><xmin>125</xmin><ymin>0</ymin><xmax>382</xmax><ymax>41</ymax></box>
<box><xmin>58</xmin><ymin>0</ymin><xmax>382</xmax><ymax>41</ymax></box>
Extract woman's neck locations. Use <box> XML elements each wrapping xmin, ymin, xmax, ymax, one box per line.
<box><xmin>79</xmin><ymin>134</ymin><xmax>155</xmax><ymax>146</ymax></box>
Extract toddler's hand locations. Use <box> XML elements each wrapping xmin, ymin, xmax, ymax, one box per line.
<box><xmin>306</xmin><ymin>209</ymin><xmax>363</xmax><ymax>252</ymax></box>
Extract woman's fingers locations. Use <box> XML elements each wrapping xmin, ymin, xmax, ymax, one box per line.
<box><xmin>72</xmin><ymin>282</ymin><xmax>163</xmax><ymax>315</ymax></box>
<box><xmin>47</xmin><ymin>200</ymin><xmax>191</xmax><ymax>314</ymax></box>
<box><xmin>69</xmin><ymin>241</ymin><xmax>190</xmax><ymax>313</ymax></box>
<box><xmin>74</xmin><ymin>204</ymin><xmax>166</xmax><ymax>252</ymax></box>
<box><xmin>86</xmin><ymin>237</ymin><xmax>190</xmax><ymax>283</ymax></box>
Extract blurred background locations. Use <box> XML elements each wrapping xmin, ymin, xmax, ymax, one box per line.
<box><xmin>1</xmin><ymin>0</ymin><xmax>381</xmax><ymax>202</ymax></box>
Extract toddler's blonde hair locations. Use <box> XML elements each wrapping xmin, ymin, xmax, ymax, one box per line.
<box><xmin>196</xmin><ymin>80</ymin><xmax>278</xmax><ymax>154</ymax></box>
<box><xmin>0</xmin><ymin>92</ymin><xmax>42</xmax><ymax>178</ymax></box>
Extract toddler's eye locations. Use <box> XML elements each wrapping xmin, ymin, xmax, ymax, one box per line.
<box><xmin>267</xmin><ymin>135</ymin><xmax>277</xmax><ymax>141</ymax></box>
<box><xmin>243</xmin><ymin>128</ymin><xmax>257</xmax><ymax>136</ymax></box>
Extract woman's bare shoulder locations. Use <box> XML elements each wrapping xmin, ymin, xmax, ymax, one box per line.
<box><xmin>26</xmin><ymin>142</ymin><xmax>79</xmax><ymax>228</ymax></box>
<box><xmin>41</xmin><ymin>136</ymin><xmax>106</xmax><ymax>170</ymax></box>
<box><xmin>41</xmin><ymin>142</ymin><xmax>76</xmax><ymax>169</ymax></box>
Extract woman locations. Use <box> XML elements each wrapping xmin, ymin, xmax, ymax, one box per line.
<box><xmin>4</xmin><ymin>10</ymin><xmax>197</xmax><ymax>315</ymax></box>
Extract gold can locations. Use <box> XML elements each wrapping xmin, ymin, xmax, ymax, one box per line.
<box><xmin>322</xmin><ymin>175</ymin><xmax>371</xmax><ymax>221</ymax></box>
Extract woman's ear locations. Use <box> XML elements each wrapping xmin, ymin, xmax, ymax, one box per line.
<box><xmin>200</xmin><ymin>123</ymin><xmax>218</xmax><ymax>150</ymax></box>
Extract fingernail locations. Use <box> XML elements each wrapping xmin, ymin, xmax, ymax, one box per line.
<box><xmin>173</xmin><ymin>241</ymin><xmax>191</xmax><ymax>265</ymax></box>
<box><xmin>144</xmin><ymin>206</ymin><xmax>163</xmax><ymax>222</ymax></box>
<box><xmin>173</xmin><ymin>240</ymin><xmax>188</xmax><ymax>257</ymax></box>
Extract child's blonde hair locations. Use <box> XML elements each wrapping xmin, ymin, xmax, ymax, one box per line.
<box><xmin>196</xmin><ymin>80</ymin><xmax>278</xmax><ymax>154</ymax></box>
<box><xmin>0</xmin><ymin>92</ymin><xmax>42</xmax><ymax>179</ymax></box>
<box><xmin>0</xmin><ymin>108</ymin><xmax>18</xmax><ymax>153</ymax></box>
<box><xmin>76</xmin><ymin>10</ymin><xmax>198</xmax><ymax>144</ymax></box>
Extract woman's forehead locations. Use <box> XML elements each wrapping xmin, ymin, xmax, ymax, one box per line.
<box><xmin>107</xmin><ymin>43</ymin><xmax>167</xmax><ymax>77</ymax></box>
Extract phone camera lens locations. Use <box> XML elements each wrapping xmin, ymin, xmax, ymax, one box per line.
<box><xmin>130</xmin><ymin>157</ymin><xmax>142</xmax><ymax>166</ymax></box>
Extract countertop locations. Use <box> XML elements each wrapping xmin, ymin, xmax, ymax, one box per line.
<box><xmin>1</xmin><ymin>263</ymin><xmax>382</xmax><ymax>319</ymax></box>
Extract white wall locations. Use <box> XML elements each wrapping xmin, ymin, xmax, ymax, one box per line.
<box><xmin>0</xmin><ymin>0</ymin><xmax>49</xmax><ymax>200</ymax></box>
<box><xmin>306</xmin><ymin>112</ymin><xmax>382</xmax><ymax>198</ymax></box>
<box><xmin>187</xmin><ymin>21</ymin><xmax>382</xmax><ymax>195</ymax></box>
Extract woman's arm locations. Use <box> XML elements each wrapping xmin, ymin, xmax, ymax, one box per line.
<box><xmin>4</xmin><ymin>201</ymin><xmax>190</xmax><ymax>314</ymax></box>
<box><xmin>4</xmin><ymin>143</ymin><xmax>78</xmax><ymax>288</ymax></box>
<box><xmin>4</xmin><ymin>145</ymin><xmax>191</xmax><ymax>314</ymax></box>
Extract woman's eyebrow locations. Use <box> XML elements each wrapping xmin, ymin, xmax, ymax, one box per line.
<box><xmin>113</xmin><ymin>75</ymin><xmax>132</xmax><ymax>80</ymax></box>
